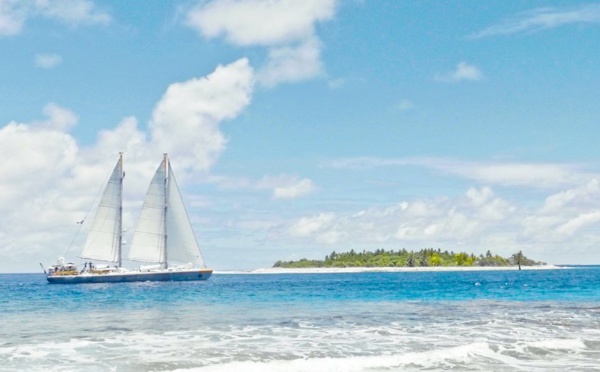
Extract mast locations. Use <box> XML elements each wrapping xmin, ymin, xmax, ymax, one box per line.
<box><xmin>117</xmin><ymin>152</ymin><xmax>124</xmax><ymax>267</ymax></box>
<box><xmin>163</xmin><ymin>153</ymin><xmax>169</xmax><ymax>269</ymax></box>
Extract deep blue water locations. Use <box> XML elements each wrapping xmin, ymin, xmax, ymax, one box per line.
<box><xmin>2</xmin><ymin>268</ymin><xmax>600</xmax><ymax>371</ymax></box>
<box><xmin>4</xmin><ymin>267</ymin><xmax>600</xmax><ymax>309</ymax></box>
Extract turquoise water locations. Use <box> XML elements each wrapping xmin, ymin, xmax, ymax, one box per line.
<box><xmin>2</xmin><ymin>268</ymin><xmax>600</xmax><ymax>371</ymax></box>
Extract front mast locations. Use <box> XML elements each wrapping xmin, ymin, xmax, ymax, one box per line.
<box><xmin>163</xmin><ymin>153</ymin><xmax>169</xmax><ymax>269</ymax></box>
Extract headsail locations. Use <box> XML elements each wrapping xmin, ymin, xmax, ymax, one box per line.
<box><xmin>80</xmin><ymin>154</ymin><xmax>123</xmax><ymax>263</ymax></box>
<box><xmin>129</xmin><ymin>154</ymin><xmax>204</xmax><ymax>267</ymax></box>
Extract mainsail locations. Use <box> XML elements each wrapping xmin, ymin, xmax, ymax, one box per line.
<box><xmin>128</xmin><ymin>154</ymin><xmax>204</xmax><ymax>267</ymax></box>
<box><xmin>165</xmin><ymin>165</ymin><xmax>205</xmax><ymax>267</ymax></box>
<box><xmin>80</xmin><ymin>154</ymin><xmax>123</xmax><ymax>264</ymax></box>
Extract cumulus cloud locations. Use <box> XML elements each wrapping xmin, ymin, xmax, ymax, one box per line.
<box><xmin>289</xmin><ymin>213</ymin><xmax>343</xmax><ymax>244</ymax></box>
<box><xmin>0</xmin><ymin>0</ymin><xmax>110</xmax><ymax>37</ymax></box>
<box><xmin>316</xmin><ymin>157</ymin><xmax>600</xmax><ymax>262</ymax></box>
<box><xmin>0</xmin><ymin>118</ymin><xmax>78</xmax><ymax>206</ymax></box>
<box><xmin>283</xmin><ymin>187</ymin><xmax>517</xmax><ymax>249</ymax></box>
<box><xmin>257</xmin><ymin>174</ymin><xmax>316</xmax><ymax>199</ymax></box>
<box><xmin>470</xmin><ymin>4</ymin><xmax>600</xmax><ymax>39</ymax></box>
<box><xmin>0</xmin><ymin>59</ymin><xmax>256</xmax><ymax>271</ymax></box>
<box><xmin>149</xmin><ymin>58</ymin><xmax>254</xmax><ymax>171</ymax></box>
<box><xmin>186</xmin><ymin>0</ymin><xmax>335</xmax><ymax>46</ymax></box>
<box><xmin>185</xmin><ymin>0</ymin><xmax>337</xmax><ymax>86</ymax></box>
<box><xmin>30</xmin><ymin>103</ymin><xmax>78</xmax><ymax>131</ymax></box>
<box><xmin>541</xmin><ymin>180</ymin><xmax>600</xmax><ymax>212</ymax></box>
<box><xmin>35</xmin><ymin>53</ymin><xmax>62</xmax><ymax>69</ymax></box>
<box><xmin>435</xmin><ymin>62</ymin><xmax>483</xmax><ymax>83</ymax></box>
<box><xmin>556</xmin><ymin>211</ymin><xmax>600</xmax><ymax>236</ymax></box>
<box><xmin>279</xmin><ymin>182</ymin><xmax>600</xmax><ymax>263</ymax></box>
<box><xmin>521</xmin><ymin>179</ymin><xmax>600</xmax><ymax>245</ymax></box>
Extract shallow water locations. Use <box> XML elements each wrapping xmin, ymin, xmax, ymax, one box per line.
<box><xmin>1</xmin><ymin>268</ymin><xmax>600</xmax><ymax>371</ymax></box>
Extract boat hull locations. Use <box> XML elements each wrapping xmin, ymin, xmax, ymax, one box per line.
<box><xmin>47</xmin><ymin>269</ymin><xmax>212</xmax><ymax>284</ymax></box>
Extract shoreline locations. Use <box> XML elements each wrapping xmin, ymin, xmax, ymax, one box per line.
<box><xmin>215</xmin><ymin>265</ymin><xmax>564</xmax><ymax>275</ymax></box>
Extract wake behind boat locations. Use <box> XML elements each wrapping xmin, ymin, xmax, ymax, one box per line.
<box><xmin>45</xmin><ymin>153</ymin><xmax>212</xmax><ymax>284</ymax></box>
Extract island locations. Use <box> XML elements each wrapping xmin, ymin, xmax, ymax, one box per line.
<box><xmin>273</xmin><ymin>249</ymin><xmax>544</xmax><ymax>269</ymax></box>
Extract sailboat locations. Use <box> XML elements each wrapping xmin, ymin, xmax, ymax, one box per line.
<box><xmin>45</xmin><ymin>153</ymin><xmax>213</xmax><ymax>284</ymax></box>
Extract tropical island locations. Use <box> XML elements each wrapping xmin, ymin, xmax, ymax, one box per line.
<box><xmin>273</xmin><ymin>248</ymin><xmax>545</xmax><ymax>269</ymax></box>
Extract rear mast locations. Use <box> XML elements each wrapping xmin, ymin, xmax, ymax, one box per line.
<box><xmin>117</xmin><ymin>152</ymin><xmax>124</xmax><ymax>267</ymax></box>
<box><xmin>163</xmin><ymin>153</ymin><xmax>169</xmax><ymax>269</ymax></box>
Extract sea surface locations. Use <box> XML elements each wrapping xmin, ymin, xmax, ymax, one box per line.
<box><xmin>1</xmin><ymin>267</ymin><xmax>600</xmax><ymax>371</ymax></box>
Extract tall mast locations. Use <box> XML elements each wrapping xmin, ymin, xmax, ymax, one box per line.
<box><xmin>117</xmin><ymin>152</ymin><xmax>124</xmax><ymax>267</ymax></box>
<box><xmin>163</xmin><ymin>153</ymin><xmax>169</xmax><ymax>269</ymax></box>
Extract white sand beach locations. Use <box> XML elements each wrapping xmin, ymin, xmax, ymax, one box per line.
<box><xmin>215</xmin><ymin>265</ymin><xmax>563</xmax><ymax>275</ymax></box>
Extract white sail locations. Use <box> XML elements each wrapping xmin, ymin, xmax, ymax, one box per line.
<box><xmin>47</xmin><ymin>153</ymin><xmax>213</xmax><ymax>284</ymax></box>
<box><xmin>129</xmin><ymin>155</ymin><xmax>204</xmax><ymax>267</ymax></box>
<box><xmin>165</xmin><ymin>164</ymin><xmax>205</xmax><ymax>267</ymax></box>
<box><xmin>128</xmin><ymin>162</ymin><xmax>166</xmax><ymax>263</ymax></box>
<box><xmin>80</xmin><ymin>157</ymin><xmax>123</xmax><ymax>263</ymax></box>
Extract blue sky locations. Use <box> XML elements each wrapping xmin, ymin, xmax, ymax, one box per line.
<box><xmin>1</xmin><ymin>0</ymin><xmax>600</xmax><ymax>272</ymax></box>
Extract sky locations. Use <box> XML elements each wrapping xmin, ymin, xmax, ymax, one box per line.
<box><xmin>1</xmin><ymin>0</ymin><xmax>600</xmax><ymax>272</ymax></box>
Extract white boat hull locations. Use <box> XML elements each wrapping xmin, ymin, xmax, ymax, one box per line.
<box><xmin>47</xmin><ymin>269</ymin><xmax>212</xmax><ymax>284</ymax></box>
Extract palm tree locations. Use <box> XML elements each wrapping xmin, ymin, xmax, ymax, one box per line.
<box><xmin>515</xmin><ymin>250</ymin><xmax>523</xmax><ymax>270</ymax></box>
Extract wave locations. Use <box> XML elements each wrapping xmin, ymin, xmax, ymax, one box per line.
<box><xmin>2</xmin><ymin>308</ymin><xmax>597</xmax><ymax>372</ymax></box>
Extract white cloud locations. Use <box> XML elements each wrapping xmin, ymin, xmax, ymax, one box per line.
<box><xmin>440</xmin><ymin>161</ymin><xmax>574</xmax><ymax>188</ymax></box>
<box><xmin>186</xmin><ymin>0</ymin><xmax>336</xmax><ymax>46</ymax></box>
<box><xmin>32</xmin><ymin>103</ymin><xmax>78</xmax><ymax>131</ymax></box>
<box><xmin>257</xmin><ymin>174</ymin><xmax>316</xmax><ymax>199</ymax></box>
<box><xmin>35</xmin><ymin>53</ymin><xmax>62</xmax><ymax>68</ymax></box>
<box><xmin>470</xmin><ymin>4</ymin><xmax>600</xmax><ymax>38</ymax></box>
<box><xmin>284</xmin><ymin>187</ymin><xmax>517</xmax><ymax>250</ymax></box>
<box><xmin>435</xmin><ymin>62</ymin><xmax>483</xmax><ymax>83</ymax></box>
<box><xmin>556</xmin><ymin>211</ymin><xmax>600</xmax><ymax>236</ymax></box>
<box><xmin>466</xmin><ymin>186</ymin><xmax>494</xmax><ymax>206</ymax></box>
<box><xmin>149</xmin><ymin>58</ymin><xmax>254</xmax><ymax>171</ymax></box>
<box><xmin>35</xmin><ymin>0</ymin><xmax>110</xmax><ymax>26</ymax></box>
<box><xmin>257</xmin><ymin>37</ymin><xmax>324</xmax><ymax>87</ymax></box>
<box><xmin>0</xmin><ymin>0</ymin><xmax>110</xmax><ymax>37</ymax></box>
<box><xmin>521</xmin><ymin>180</ymin><xmax>600</xmax><ymax>244</ymax></box>
<box><xmin>0</xmin><ymin>119</ymin><xmax>78</xmax><ymax>206</ymax></box>
<box><xmin>279</xmin><ymin>183</ymin><xmax>600</xmax><ymax>263</ymax></box>
<box><xmin>0</xmin><ymin>0</ymin><xmax>25</xmax><ymax>36</ymax></box>
<box><xmin>0</xmin><ymin>59</ymin><xmax>256</xmax><ymax>272</ymax></box>
<box><xmin>289</xmin><ymin>213</ymin><xmax>335</xmax><ymax>237</ymax></box>
<box><xmin>273</xmin><ymin>178</ymin><xmax>315</xmax><ymax>199</ymax></box>
<box><xmin>185</xmin><ymin>0</ymin><xmax>337</xmax><ymax>87</ymax></box>
<box><xmin>328</xmin><ymin>156</ymin><xmax>593</xmax><ymax>189</ymax></box>
<box><xmin>541</xmin><ymin>179</ymin><xmax>600</xmax><ymax>212</ymax></box>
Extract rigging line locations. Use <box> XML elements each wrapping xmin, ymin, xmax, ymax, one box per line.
<box><xmin>62</xmin><ymin>162</ymin><xmax>116</xmax><ymax>258</ymax></box>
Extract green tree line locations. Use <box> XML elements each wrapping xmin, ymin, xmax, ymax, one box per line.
<box><xmin>273</xmin><ymin>248</ymin><xmax>544</xmax><ymax>268</ymax></box>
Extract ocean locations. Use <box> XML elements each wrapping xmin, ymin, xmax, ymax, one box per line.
<box><xmin>1</xmin><ymin>267</ymin><xmax>600</xmax><ymax>371</ymax></box>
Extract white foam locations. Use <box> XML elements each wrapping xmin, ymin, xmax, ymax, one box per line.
<box><xmin>527</xmin><ymin>338</ymin><xmax>587</xmax><ymax>351</ymax></box>
<box><xmin>3</xmin><ymin>321</ymin><xmax>596</xmax><ymax>372</ymax></box>
<box><xmin>170</xmin><ymin>342</ymin><xmax>512</xmax><ymax>372</ymax></box>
